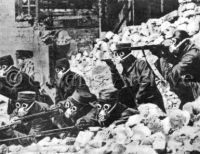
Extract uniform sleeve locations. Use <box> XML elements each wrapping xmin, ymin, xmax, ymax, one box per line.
<box><xmin>167</xmin><ymin>48</ymin><xmax>198</xmax><ymax>87</ymax></box>
<box><xmin>9</xmin><ymin>108</ymin><xmax>18</xmax><ymax>119</ymax></box>
<box><xmin>7</xmin><ymin>99</ymin><xmax>16</xmax><ymax>115</ymax></box>
<box><xmin>110</xmin><ymin>67</ymin><xmax>125</xmax><ymax>89</ymax></box>
<box><xmin>112</xmin><ymin>108</ymin><xmax>139</xmax><ymax>125</ymax></box>
<box><xmin>135</xmin><ymin>60</ymin><xmax>156</xmax><ymax>104</ymax></box>
<box><xmin>76</xmin><ymin>108</ymin><xmax>98</xmax><ymax>127</ymax></box>
<box><xmin>55</xmin><ymin>87</ymin><xmax>63</xmax><ymax>104</ymax></box>
<box><xmin>67</xmin><ymin>74</ymin><xmax>89</xmax><ymax>93</ymax></box>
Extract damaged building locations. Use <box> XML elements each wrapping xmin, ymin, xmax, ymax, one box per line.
<box><xmin>3</xmin><ymin>0</ymin><xmax>200</xmax><ymax>154</ymax></box>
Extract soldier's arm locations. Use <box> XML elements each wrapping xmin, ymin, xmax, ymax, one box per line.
<box><xmin>135</xmin><ymin>60</ymin><xmax>156</xmax><ymax>104</ymax></box>
<box><xmin>76</xmin><ymin>108</ymin><xmax>98</xmax><ymax>127</ymax></box>
<box><xmin>110</xmin><ymin>67</ymin><xmax>125</xmax><ymax>90</ymax></box>
<box><xmin>112</xmin><ymin>108</ymin><xmax>139</xmax><ymax>125</ymax></box>
<box><xmin>102</xmin><ymin>59</ymin><xmax>124</xmax><ymax>89</ymax></box>
<box><xmin>166</xmin><ymin>48</ymin><xmax>198</xmax><ymax>87</ymax></box>
<box><xmin>73</xmin><ymin>74</ymin><xmax>90</xmax><ymax>92</ymax></box>
<box><xmin>7</xmin><ymin>99</ymin><xmax>16</xmax><ymax>115</ymax></box>
<box><xmin>55</xmin><ymin>88</ymin><xmax>62</xmax><ymax>104</ymax></box>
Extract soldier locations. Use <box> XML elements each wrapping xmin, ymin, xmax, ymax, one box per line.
<box><xmin>51</xmin><ymin>89</ymin><xmax>96</xmax><ymax>136</ymax></box>
<box><xmin>3</xmin><ymin>91</ymin><xmax>56</xmax><ymax>145</ymax></box>
<box><xmin>55</xmin><ymin>58</ymin><xmax>90</xmax><ymax>103</ymax></box>
<box><xmin>103</xmin><ymin>43</ymin><xmax>165</xmax><ymax>111</ymax></box>
<box><xmin>158</xmin><ymin>30</ymin><xmax>200</xmax><ymax>107</ymax></box>
<box><xmin>76</xmin><ymin>87</ymin><xmax>139</xmax><ymax>127</ymax></box>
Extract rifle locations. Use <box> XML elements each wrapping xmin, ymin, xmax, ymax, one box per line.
<box><xmin>0</xmin><ymin>107</ymin><xmax>61</xmax><ymax>131</ymax></box>
<box><xmin>0</xmin><ymin>126</ymin><xmax>78</xmax><ymax>143</ymax></box>
<box><xmin>114</xmin><ymin>44</ymin><xmax>170</xmax><ymax>58</ymax></box>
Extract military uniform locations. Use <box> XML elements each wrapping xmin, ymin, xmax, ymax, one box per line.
<box><xmin>55</xmin><ymin>58</ymin><xmax>89</xmax><ymax>103</ymax></box>
<box><xmin>109</xmin><ymin>55</ymin><xmax>165</xmax><ymax>111</ymax></box>
<box><xmin>77</xmin><ymin>87</ymin><xmax>138</xmax><ymax>127</ymax></box>
<box><xmin>5</xmin><ymin>91</ymin><xmax>55</xmax><ymax>146</ymax></box>
<box><xmin>52</xmin><ymin>89</ymin><xmax>96</xmax><ymax>135</ymax></box>
<box><xmin>158</xmin><ymin>31</ymin><xmax>200</xmax><ymax>106</ymax></box>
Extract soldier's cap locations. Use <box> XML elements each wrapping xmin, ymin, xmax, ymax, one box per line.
<box><xmin>0</xmin><ymin>55</ymin><xmax>14</xmax><ymax>66</ymax></box>
<box><xmin>115</xmin><ymin>43</ymin><xmax>131</xmax><ymax>52</ymax></box>
<box><xmin>68</xmin><ymin>89</ymin><xmax>96</xmax><ymax>105</ymax></box>
<box><xmin>98</xmin><ymin>87</ymin><xmax>119</xmax><ymax>103</ymax></box>
<box><xmin>17</xmin><ymin>91</ymin><xmax>36</xmax><ymax>103</ymax></box>
<box><xmin>16</xmin><ymin>50</ymin><xmax>33</xmax><ymax>59</ymax></box>
<box><xmin>55</xmin><ymin>58</ymin><xmax>70</xmax><ymax>69</ymax></box>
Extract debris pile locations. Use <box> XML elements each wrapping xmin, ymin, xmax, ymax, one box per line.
<box><xmin>2</xmin><ymin>1</ymin><xmax>200</xmax><ymax>154</ymax></box>
<box><xmin>1</xmin><ymin>102</ymin><xmax>200</xmax><ymax>154</ymax></box>
<box><xmin>69</xmin><ymin>0</ymin><xmax>200</xmax><ymax>95</ymax></box>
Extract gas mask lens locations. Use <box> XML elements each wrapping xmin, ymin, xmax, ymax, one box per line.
<box><xmin>55</xmin><ymin>68</ymin><xmax>61</xmax><ymax>73</ymax></box>
<box><xmin>15</xmin><ymin>102</ymin><xmax>21</xmax><ymax>108</ymax></box>
<box><xmin>22</xmin><ymin>103</ymin><xmax>28</xmax><ymax>109</ymax></box>
<box><xmin>97</xmin><ymin>104</ymin><xmax>102</xmax><ymax>110</ymax></box>
<box><xmin>2</xmin><ymin>65</ymin><xmax>7</xmax><ymax>69</ymax></box>
<box><xmin>65</xmin><ymin>101</ymin><xmax>71</xmax><ymax>108</ymax></box>
<box><xmin>103</xmin><ymin>104</ymin><xmax>111</xmax><ymax>111</ymax></box>
<box><xmin>71</xmin><ymin>106</ymin><xmax>77</xmax><ymax>112</ymax></box>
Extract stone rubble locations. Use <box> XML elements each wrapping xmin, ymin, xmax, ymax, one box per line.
<box><xmin>2</xmin><ymin>0</ymin><xmax>200</xmax><ymax>154</ymax></box>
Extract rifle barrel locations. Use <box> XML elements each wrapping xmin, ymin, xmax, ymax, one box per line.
<box><xmin>16</xmin><ymin>108</ymin><xmax>59</xmax><ymax>122</ymax></box>
<box><xmin>115</xmin><ymin>45</ymin><xmax>164</xmax><ymax>52</ymax></box>
<box><xmin>0</xmin><ymin>126</ymin><xmax>77</xmax><ymax>143</ymax></box>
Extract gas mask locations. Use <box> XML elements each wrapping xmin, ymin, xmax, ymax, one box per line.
<box><xmin>55</xmin><ymin>67</ymin><xmax>70</xmax><ymax>79</ymax></box>
<box><xmin>114</xmin><ymin>50</ymin><xmax>132</xmax><ymax>73</ymax></box>
<box><xmin>16</xmin><ymin>101</ymin><xmax>35</xmax><ymax>117</ymax></box>
<box><xmin>96</xmin><ymin>102</ymin><xmax>117</xmax><ymax>123</ymax></box>
<box><xmin>169</xmin><ymin>38</ymin><xmax>190</xmax><ymax>56</ymax></box>
<box><xmin>114</xmin><ymin>50</ymin><xmax>132</xmax><ymax>63</ymax></box>
<box><xmin>64</xmin><ymin>99</ymin><xmax>85</xmax><ymax>119</ymax></box>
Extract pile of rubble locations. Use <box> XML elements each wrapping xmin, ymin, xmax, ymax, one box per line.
<box><xmin>2</xmin><ymin>0</ymin><xmax>200</xmax><ymax>154</ymax></box>
<box><xmin>69</xmin><ymin>0</ymin><xmax>200</xmax><ymax>95</ymax></box>
<box><xmin>1</xmin><ymin>102</ymin><xmax>200</xmax><ymax>154</ymax></box>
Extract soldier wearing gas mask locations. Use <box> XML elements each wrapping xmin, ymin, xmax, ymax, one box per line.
<box><xmin>55</xmin><ymin>58</ymin><xmax>90</xmax><ymax>103</ymax></box>
<box><xmin>76</xmin><ymin>87</ymin><xmax>139</xmax><ymax>127</ymax></box>
<box><xmin>103</xmin><ymin>43</ymin><xmax>165</xmax><ymax>111</ymax></box>
<box><xmin>157</xmin><ymin>30</ymin><xmax>200</xmax><ymax>106</ymax></box>
<box><xmin>51</xmin><ymin>89</ymin><xmax>96</xmax><ymax>136</ymax></box>
<box><xmin>6</xmin><ymin>91</ymin><xmax>55</xmax><ymax>145</ymax></box>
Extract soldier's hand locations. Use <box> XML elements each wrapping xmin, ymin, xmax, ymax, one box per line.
<box><xmin>10</xmin><ymin>117</ymin><xmax>22</xmax><ymax>128</ymax></box>
<box><xmin>101</xmin><ymin>59</ymin><xmax>116</xmax><ymax>70</ymax></box>
<box><xmin>50</xmin><ymin>104</ymin><xmax>64</xmax><ymax>114</ymax></box>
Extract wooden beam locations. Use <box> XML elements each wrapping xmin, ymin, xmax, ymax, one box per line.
<box><xmin>36</xmin><ymin>0</ymin><xmax>39</xmax><ymax>23</ymax></box>
<box><xmin>28</xmin><ymin>0</ymin><xmax>30</xmax><ymax>15</ymax></box>
<box><xmin>161</xmin><ymin>0</ymin><xmax>164</xmax><ymax>13</ymax></box>
<box><xmin>99</xmin><ymin>0</ymin><xmax>102</xmax><ymax>37</ymax></box>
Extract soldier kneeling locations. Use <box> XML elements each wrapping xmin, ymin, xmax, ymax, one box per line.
<box><xmin>51</xmin><ymin>89</ymin><xmax>96</xmax><ymax>136</ymax></box>
<box><xmin>2</xmin><ymin>91</ymin><xmax>56</xmax><ymax>146</ymax></box>
<box><xmin>76</xmin><ymin>87</ymin><xmax>139</xmax><ymax>128</ymax></box>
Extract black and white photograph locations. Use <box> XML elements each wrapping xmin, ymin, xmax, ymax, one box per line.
<box><xmin>0</xmin><ymin>0</ymin><xmax>200</xmax><ymax>153</ymax></box>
